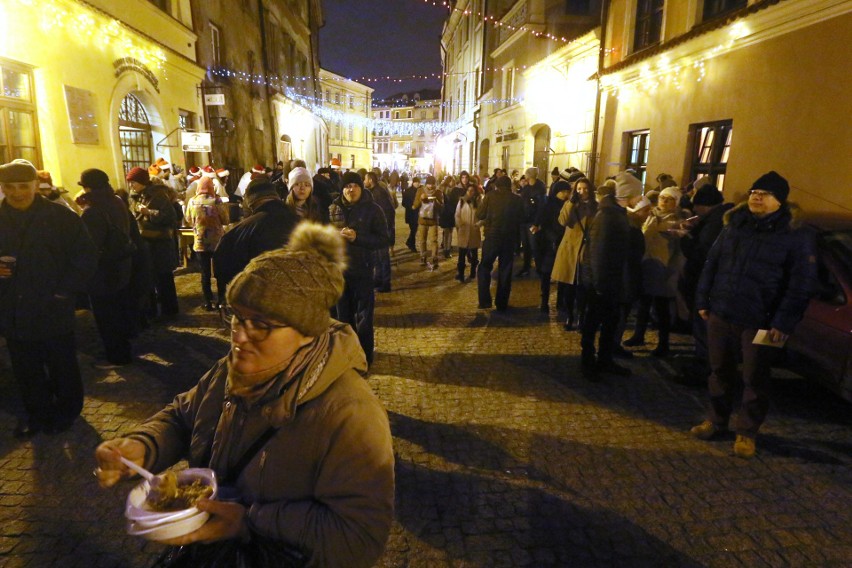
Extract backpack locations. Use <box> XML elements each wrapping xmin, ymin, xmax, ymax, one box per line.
<box><xmin>99</xmin><ymin>212</ymin><xmax>137</xmax><ymax>264</ymax></box>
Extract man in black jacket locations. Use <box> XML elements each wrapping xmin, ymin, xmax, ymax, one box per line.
<box><xmin>517</xmin><ymin>167</ymin><xmax>546</xmax><ymax>276</ymax></box>
<box><xmin>0</xmin><ymin>160</ymin><xmax>97</xmax><ymax>437</ymax></box>
<box><xmin>401</xmin><ymin>177</ymin><xmax>421</xmax><ymax>252</ymax></box>
<box><xmin>329</xmin><ymin>172</ymin><xmax>389</xmax><ymax>365</ymax></box>
<box><xmin>580</xmin><ymin>172</ymin><xmax>644</xmax><ymax>381</ymax></box>
<box><xmin>476</xmin><ymin>175</ymin><xmax>523</xmax><ymax>311</ymax></box>
<box><xmin>214</xmin><ymin>178</ymin><xmax>299</xmax><ymax>303</ymax></box>
<box><xmin>692</xmin><ymin>172</ymin><xmax>815</xmax><ymax>459</ymax></box>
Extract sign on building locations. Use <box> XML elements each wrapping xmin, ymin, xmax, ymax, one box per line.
<box><xmin>204</xmin><ymin>94</ymin><xmax>225</xmax><ymax>106</ymax></box>
<box><xmin>181</xmin><ymin>131</ymin><xmax>212</xmax><ymax>153</ymax></box>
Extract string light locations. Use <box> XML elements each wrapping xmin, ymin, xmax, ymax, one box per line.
<box><xmin>420</xmin><ymin>0</ymin><xmax>573</xmax><ymax>44</ymax></box>
<box><xmin>208</xmin><ymin>68</ymin><xmax>469</xmax><ymax>136</ymax></box>
<box><xmin>7</xmin><ymin>0</ymin><xmax>167</xmax><ymax>71</ymax></box>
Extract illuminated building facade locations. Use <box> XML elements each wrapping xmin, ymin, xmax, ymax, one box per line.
<box><xmin>372</xmin><ymin>90</ymin><xmax>441</xmax><ymax>175</ymax></box>
<box><xmin>320</xmin><ymin>69</ymin><xmax>373</xmax><ymax>171</ymax></box>
<box><xmin>0</xmin><ymin>0</ymin><xmax>204</xmax><ymax>189</ymax></box>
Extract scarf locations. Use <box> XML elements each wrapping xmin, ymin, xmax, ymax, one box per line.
<box><xmin>227</xmin><ymin>331</ymin><xmax>330</xmax><ymax>406</ymax></box>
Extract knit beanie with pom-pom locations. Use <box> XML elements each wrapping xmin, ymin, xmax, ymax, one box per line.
<box><xmin>226</xmin><ymin>222</ymin><xmax>348</xmax><ymax>336</ymax></box>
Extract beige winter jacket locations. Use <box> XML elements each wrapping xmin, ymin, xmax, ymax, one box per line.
<box><xmin>129</xmin><ymin>322</ymin><xmax>395</xmax><ymax>568</ymax></box>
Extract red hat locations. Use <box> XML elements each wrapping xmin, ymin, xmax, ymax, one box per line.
<box><xmin>216</xmin><ymin>168</ymin><xmax>230</xmax><ymax>178</ymax></box>
<box><xmin>126</xmin><ymin>166</ymin><xmax>150</xmax><ymax>184</ymax></box>
<box><xmin>251</xmin><ymin>164</ymin><xmax>265</xmax><ymax>174</ymax></box>
<box><xmin>202</xmin><ymin>165</ymin><xmax>217</xmax><ymax>178</ymax></box>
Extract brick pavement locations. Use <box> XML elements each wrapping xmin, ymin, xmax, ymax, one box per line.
<box><xmin>0</xmin><ymin>215</ymin><xmax>850</xmax><ymax>567</ymax></box>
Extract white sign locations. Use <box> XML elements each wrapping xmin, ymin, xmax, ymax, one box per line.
<box><xmin>204</xmin><ymin>94</ymin><xmax>225</xmax><ymax>106</ymax></box>
<box><xmin>181</xmin><ymin>131</ymin><xmax>212</xmax><ymax>153</ymax></box>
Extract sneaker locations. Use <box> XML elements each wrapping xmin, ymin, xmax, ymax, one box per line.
<box><xmin>690</xmin><ymin>420</ymin><xmax>726</xmax><ymax>440</ymax></box>
<box><xmin>596</xmin><ymin>360</ymin><xmax>631</xmax><ymax>377</ymax></box>
<box><xmin>733</xmin><ymin>435</ymin><xmax>756</xmax><ymax>459</ymax></box>
<box><xmin>623</xmin><ymin>335</ymin><xmax>645</xmax><ymax>347</ymax></box>
<box><xmin>92</xmin><ymin>359</ymin><xmax>131</xmax><ymax>370</ymax></box>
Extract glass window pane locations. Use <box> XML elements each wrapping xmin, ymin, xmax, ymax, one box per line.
<box><xmin>717</xmin><ymin>173</ymin><xmax>726</xmax><ymax>192</ymax></box>
<box><xmin>15</xmin><ymin>147</ymin><xmax>37</xmax><ymax>163</ymax></box>
<box><xmin>8</xmin><ymin>110</ymin><xmax>35</xmax><ymax>147</ymax></box>
<box><xmin>2</xmin><ymin>68</ymin><xmax>31</xmax><ymax>101</ymax></box>
<box><xmin>720</xmin><ymin>129</ymin><xmax>732</xmax><ymax>163</ymax></box>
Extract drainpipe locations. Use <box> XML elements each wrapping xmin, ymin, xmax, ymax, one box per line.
<box><xmin>589</xmin><ymin>0</ymin><xmax>610</xmax><ymax>183</ymax></box>
<box><xmin>258</xmin><ymin>0</ymin><xmax>277</xmax><ymax>164</ymax></box>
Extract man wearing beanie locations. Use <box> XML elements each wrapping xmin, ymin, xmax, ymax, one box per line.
<box><xmin>213</xmin><ymin>177</ymin><xmax>298</xmax><ymax>300</ymax></box>
<box><xmin>677</xmin><ymin>184</ymin><xmax>733</xmax><ymax>384</ymax></box>
<box><xmin>127</xmin><ymin>165</ymin><xmax>180</xmax><ymax>319</ymax></box>
<box><xmin>0</xmin><ymin>160</ymin><xmax>97</xmax><ymax>437</ymax></box>
<box><xmin>692</xmin><ymin>171</ymin><xmax>815</xmax><ymax>458</ymax></box>
<box><xmin>401</xmin><ymin>176</ymin><xmax>422</xmax><ymax>252</ymax></box>
<box><xmin>579</xmin><ymin>171</ymin><xmax>645</xmax><ymax>380</ymax></box>
<box><xmin>328</xmin><ymin>171</ymin><xmax>390</xmax><ymax>365</ymax></box>
<box><xmin>476</xmin><ymin>174</ymin><xmax>523</xmax><ymax>311</ymax></box>
<box><xmin>94</xmin><ymin>222</ymin><xmax>395</xmax><ymax>567</ymax></box>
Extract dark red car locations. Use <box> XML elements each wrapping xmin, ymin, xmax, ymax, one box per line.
<box><xmin>787</xmin><ymin>217</ymin><xmax>852</xmax><ymax>402</ymax></box>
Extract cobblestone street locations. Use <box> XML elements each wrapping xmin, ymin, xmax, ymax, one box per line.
<box><xmin>0</xmin><ymin>219</ymin><xmax>850</xmax><ymax>567</ymax></box>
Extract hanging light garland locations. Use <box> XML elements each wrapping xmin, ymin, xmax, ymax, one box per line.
<box><xmin>6</xmin><ymin>0</ymin><xmax>167</xmax><ymax>71</ymax></box>
<box><xmin>419</xmin><ymin>0</ymin><xmax>573</xmax><ymax>43</ymax></box>
<box><xmin>209</xmin><ymin>67</ymin><xmax>469</xmax><ymax>136</ymax></box>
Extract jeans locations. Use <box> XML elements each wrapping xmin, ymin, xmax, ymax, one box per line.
<box><xmin>374</xmin><ymin>248</ymin><xmax>391</xmax><ymax>288</ymax></box>
<box><xmin>478</xmin><ymin>237</ymin><xmax>515</xmax><ymax>309</ymax></box>
<box><xmin>441</xmin><ymin>227</ymin><xmax>454</xmax><ymax>256</ymax></box>
<box><xmin>6</xmin><ymin>333</ymin><xmax>84</xmax><ymax>428</ymax></box>
<box><xmin>519</xmin><ymin>223</ymin><xmax>540</xmax><ymax>271</ymax></box>
<box><xmin>417</xmin><ymin>224</ymin><xmax>439</xmax><ymax>262</ymax></box>
<box><xmin>336</xmin><ymin>276</ymin><xmax>376</xmax><ymax>365</ymax></box>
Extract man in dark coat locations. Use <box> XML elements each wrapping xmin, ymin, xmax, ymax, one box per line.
<box><xmin>476</xmin><ymin>175</ymin><xmax>523</xmax><ymax>311</ymax></box>
<box><xmin>127</xmin><ymin>166</ymin><xmax>179</xmax><ymax>318</ymax></box>
<box><xmin>517</xmin><ymin>167</ymin><xmax>547</xmax><ymax>276</ymax></box>
<box><xmin>0</xmin><ymin>160</ymin><xmax>97</xmax><ymax>437</ymax></box>
<box><xmin>580</xmin><ymin>172</ymin><xmax>644</xmax><ymax>380</ymax></box>
<box><xmin>329</xmin><ymin>172</ymin><xmax>389</xmax><ymax>366</ymax></box>
<box><xmin>214</xmin><ymin>178</ymin><xmax>299</xmax><ymax>300</ymax></box>
<box><xmin>313</xmin><ymin>167</ymin><xmax>336</xmax><ymax>212</ymax></box>
<box><xmin>401</xmin><ymin>176</ymin><xmax>421</xmax><ymax>252</ymax></box>
<box><xmin>675</xmin><ymin>184</ymin><xmax>734</xmax><ymax>382</ymax></box>
<box><xmin>364</xmin><ymin>171</ymin><xmax>396</xmax><ymax>292</ymax></box>
<box><xmin>692</xmin><ymin>171</ymin><xmax>816</xmax><ymax>459</ymax></box>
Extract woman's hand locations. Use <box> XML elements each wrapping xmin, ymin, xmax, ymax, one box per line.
<box><xmin>94</xmin><ymin>438</ymin><xmax>147</xmax><ymax>488</ymax></box>
<box><xmin>158</xmin><ymin>499</ymin><xmax>248</xmax><ymax>545</ymax></box>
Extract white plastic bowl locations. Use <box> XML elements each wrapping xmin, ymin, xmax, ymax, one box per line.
<box><xmin>124</xmin><ymin>468</ymin><xmax>217</xmax><ymax>525</ymax></box>
<box><xmin>126</xmin><ymin>510</ymin><xmax>210</xmax><ymax>541</ymax></box>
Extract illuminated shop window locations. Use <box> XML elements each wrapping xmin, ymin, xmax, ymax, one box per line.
<box><xmin>0</xmin><ymin>60</ymin><xmax>40</xmax><ymax>166</ymax></box>
<box><xmin>689</xmin><ymin>120</ymin><xmax>732</xmax><ymax>191</ymax></box>
<box><xmin>625</xmin><ymin>130</ymin><xmax>650</xmax><ymax>185</ymax></box>
<box><xmin>119</xmin><ymin>93</ymin><xmax>153</xmax><ymax>175</ymax></box>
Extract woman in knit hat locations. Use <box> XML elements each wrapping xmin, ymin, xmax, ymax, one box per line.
<box><xmin>94</xmin><ymin>222</ymin><xmax>394</xmax><ymax>567</ymax></box>
<box><xmin>624</xmin><ymin>185</ymin><xmax>688</xmax><ymax>357</ymax></box>
<box><xmin>285</xmin><ymin>166</ymin><xmax>327</xmax><ymax>223</ymax></box>
<box><xmin>186</xmin><ymin>175</ymin><xmax>229</xmax><ymax>310</ymax></box>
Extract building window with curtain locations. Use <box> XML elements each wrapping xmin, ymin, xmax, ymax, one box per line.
<box><xmin>625</xmin><ymin>130</ymin><xmax>650</xmax><ymax>185</ymax></box>
<box><xmin>689</xmin><ymin>120</ymin><xmax>732</xmax><ymax>191</ymax></box>
<box><xmin>634</xmin><ymin>0</ymin><xmax>664</xmax><ymax>53</ymax></box>
<box><xmin>0</xmin><ymin>60</ymin><xmax>40</xmax><ymax>166</ymax></box>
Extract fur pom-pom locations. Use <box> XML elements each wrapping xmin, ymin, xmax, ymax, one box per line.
<box><xmin>287</xmin><ymin>221</ymin><xmax>348</xmax><ymax>272</ymax></box>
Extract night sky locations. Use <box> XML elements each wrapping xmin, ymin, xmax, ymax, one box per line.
<box><xmin>318</xmin><ymin>0</ymin><xmax>446</xmax><ymax>101</ymax></box>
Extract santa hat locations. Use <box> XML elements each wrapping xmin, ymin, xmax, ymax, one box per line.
<box><xmin>37</xmin><ymin>170</ymin><xmax>54</xmax><ymax>189</ymax></box>
<box><xmin>148</xmin><ymin>164</ymin><xmax>161</xmax><ymax>177</ymax></box>
<box><xmin>202</xmin><ymin>165</ymin><xmax>217</xmax><ymax>178</ymax></box>
<box><xmin>251</xmin><ymin>164</ymin><xmax>265</xmax><ymax>174</ymax></box>
<box><xmin>216</xmin><ymin>168</ymin><xmax>230</xmax><ymax>178</ymax></box>
<box><xmin>154</xmin><ymin>157</ymin><xmax>171</xmax><ymax>171</ymax></box>
<box><xmin>186</xmin><ymin>166</ymin><xmax>202</xmax><ymax>181</ymax></box>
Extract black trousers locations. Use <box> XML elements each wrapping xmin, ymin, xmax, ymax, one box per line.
<box><xmin>90</xmin><ymin>290</ymin><xmax>133</xmax><ymax>364</ymax></box>
<box><xmin>406</xmin><ymin>221</ymin><xmax>418</xmax><ymax>250</ymax></box>
<box><xmin>197</xmin><ymin>251</ymin><xmax>217</xmax><ymax>305</ymax></box>
<box><xmin>478</xmin><ymin>237</ymin><xmax>515</xmax><ymax>309</ymax></box>
<box><xmin>580</xmin><ymin>291</ymin><xmax>620</xmax><ymax>366</ymax></box>
<box><xmin>336</xmin><ymin>276</ymin><xmax>376</xmax><ymax>365</ymax></box>
<box><xmin>456</xmin><ymin>247</ymin><xmax>479</xmax><ymax>277</ymax></box>
<box><xmin>153</xmin><ymin>270</ymin><xmax>179</xmax><ymax>316</ymax></box>
<box><xmin>6</xmin><ymin>333</ymin><xmax>84</xmax><ymax>429</ymax></box>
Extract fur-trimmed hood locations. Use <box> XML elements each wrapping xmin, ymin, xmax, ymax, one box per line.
<box><xmin>724</xmin><ymin>200</ymin><xmax>804</xmax><ymax>231</ymax></box>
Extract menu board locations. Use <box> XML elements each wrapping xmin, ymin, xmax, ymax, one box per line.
<box><xmin>64</xmin><ymin>85</ymin><xmax>100</xmax><ymax>145</ymax></box>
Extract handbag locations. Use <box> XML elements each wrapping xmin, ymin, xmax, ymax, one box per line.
<box><xmin>150</xmin><ymin>427</ymin><xmax>307</xmax><ymax>568</ymax></box>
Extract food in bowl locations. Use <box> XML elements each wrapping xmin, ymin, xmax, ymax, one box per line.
<box><xmin>149</xmin><ymin>470</ymin><xmax>214</xmax><ymax>512</ymax></box>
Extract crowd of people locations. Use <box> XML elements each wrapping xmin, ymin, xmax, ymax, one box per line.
<box><xmin>0</xmin><ymin>154</ymin><xmax>817</xmax><ymax>564</ymax></box>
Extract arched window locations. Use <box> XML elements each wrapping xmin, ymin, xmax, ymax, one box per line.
<box><xmin>119</xmin><ymin>93</ymin><xmax>153</xmax><ymax>175</ymax></box>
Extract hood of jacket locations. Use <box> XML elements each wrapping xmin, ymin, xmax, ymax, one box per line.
<box><xmin>724</xmin><ymin>200</ymin><xmax>803</xmax><ymax>231</ymax></box>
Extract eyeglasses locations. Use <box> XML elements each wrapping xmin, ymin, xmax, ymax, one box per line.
<box><xmin>749</xmin><ymin>190</ymin><xmax>773</xmax><ymax>199</ymax></box>
<box><xmin>221</xmin><ymin>306</ymin><xmax>290</xmax><ymax>342</ymax></box>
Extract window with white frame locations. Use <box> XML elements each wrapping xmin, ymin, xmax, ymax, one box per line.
<box><xmin>689</xmin><ymin>120</ymin><xmax>732</xmax><ymax>191</ymax></box>
<box><xmin>0</xmin><ymin>60</ymin><xmax>40</xmax><ymax>166</ymax></box>
<box><xmin>210</xmin><ymin>23</ymin><xmax>221</xmax><ymax>67</ymax></box>
<box><xmin>625</xmin><ymin>130</ymin><xmax>650</xmax><ymax>185</ymax></box>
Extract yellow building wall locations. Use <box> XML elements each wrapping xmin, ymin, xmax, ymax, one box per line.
<box><xmin>0</xmin><ymin>0</ymin><xmax>204</xmax><ymax>191</ymax></box>
<box><xmin>599</xmin><ymin>12</ymin><xmax>852</xmax><ymax>214</ymax></box>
